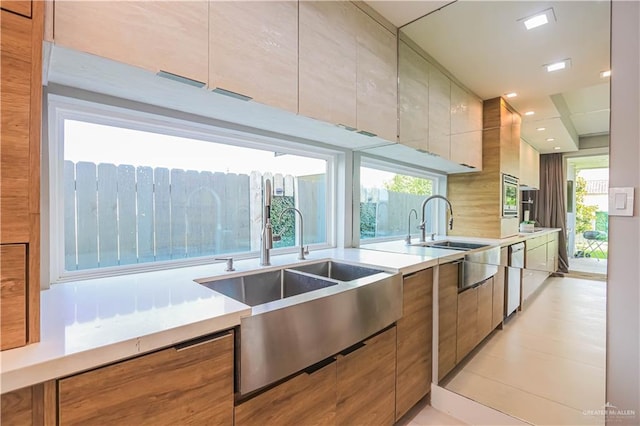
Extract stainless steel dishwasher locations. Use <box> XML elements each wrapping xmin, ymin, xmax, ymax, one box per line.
<box><xmin>506</xmin><ymin>242</ymin><xmax>525</xmax><ymax>316</ymax></box>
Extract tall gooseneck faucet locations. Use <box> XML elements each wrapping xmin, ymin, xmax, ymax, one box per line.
<box><xmin>419</xmin><ymin>195</ymin><xmax>454</xmax><ymax>242</ymax></box>
<box><xmin>277</xmin><ymin>207</ymin><xmax>308</xmax><ymax>260</ymax></box>
<box><xmin>405</xmin><ymin>209</ymin><xmax>418</xmax><ymax>245</ymax></box>
<box><xmin>260</xmin><ymin>179</ymin><xmax>274</xmax><ymax>266</ymax></box>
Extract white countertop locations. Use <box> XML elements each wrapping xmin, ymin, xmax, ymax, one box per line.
<box><xmin>0</xmin><ymin>233</ymin><xmax>560</xmax><ymax>393</ymax></box>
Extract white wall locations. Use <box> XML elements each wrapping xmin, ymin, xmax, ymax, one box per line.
<box><xmin>607</xmin><ymin>1</ymin><xmax>640</xmax><ymax>424</ymax></box>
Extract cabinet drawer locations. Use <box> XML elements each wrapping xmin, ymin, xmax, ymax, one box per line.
<box><xmin>1</xmin><ymin>0</ymin><xmax>31</xmax><ymax>18</ymax></box>
<box><xmin>456</xmin><ymin>286</ymin><xmax>478</xmax><ymax>363</ymax></box>
<box><xmin>58</xmin><ymin>332</ymin><xmax>234</xmax><ymax>425</ymax></box>
<box><xmin>526</xmin><ymin>244</ymin><xmax>547</xmax><ymax>270</ymax></box>
<box><xmin>1</xmin><ymin>244</ymin><xmax>27</xmax><ymax>350</ymax></box>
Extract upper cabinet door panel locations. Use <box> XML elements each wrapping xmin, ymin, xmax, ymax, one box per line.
<box><xmin>450</xmin><ymin>82</ymin><xmax>468</xmax><ymax>135</ymax></box>
<box><xmin>54</xmin><ymin>1</ymin><xmax>208</xmax><ymax>83</ymax></box>
<box><xmin>1</xmin><ymin>0</ymin><xmax>31</xmax><ymax>18</ymax></box>
<box><xmin>299</xmin><ymin>1</ymin><xmax>357</xmax><ymax>128</ymax></box>
<box><xmin>355</xmin><ymin>9</ymin><xmax>397</xmax><ymax>142</ymax></box>
<box><xmin>428</xmin><ymin>65</ymin><xmax>451</xmax><ymax>159</ymax></box>
<box><xmin>210</xmin><ymin>1</ymin><xmax>298</xmax><ymax>113</ymax></box>
<box><xmin>398</xmin><ymin>41</ymin><xmax>428</xmax><ymax>151</ymax></box>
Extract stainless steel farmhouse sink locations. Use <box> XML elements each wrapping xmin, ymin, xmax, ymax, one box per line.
<box><xmin>196</xmin><ymin>260</ymin><xmax>401</xmax><ymax>395</ymax></box>
<box><xmin>412</xmin><ymin>240</ymin><xmax>490</xmax><ymax>251</ymax></box>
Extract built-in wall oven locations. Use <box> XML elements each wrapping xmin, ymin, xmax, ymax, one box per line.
<box><xmin>502</xmin><ymin>174</ymin><xmax>519</xmax><ymax>217</ymax></box>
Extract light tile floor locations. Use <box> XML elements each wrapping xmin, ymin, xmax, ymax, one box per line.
<box><xmin>396</xmin><ymin>398</ymin><xmax>468</xmax><ymax>426</ymax></box>
<box><xmin>442</xmin><ymin>277</ymin><xmax>606</xmax><ymax>425</ymax></box>
<box><xmin>569</xmin><ymin>257</ymin><xmax>608</xmax><ymax>275</ymax></box>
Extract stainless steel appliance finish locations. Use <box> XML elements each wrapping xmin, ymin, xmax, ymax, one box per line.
<box><xmin>506</xmin><ymin>242</ymin><xmax>525</xmax><ymax>316</ymax></box>
<box><xmin>502</xmin><ymin>174</ymin><xmax>519</xmax><ymax>217</ymax></box>
<box><xmin>427</xmin><ymin>241</ymin><xmax>489</xmax><ymax>251</ymax></box>
<box><xmin>198</xmin><ymin>260</ymin><xmax>401</xmax><ymax>395</ymax></box>
<box><xmin>418</xmin><ymin>195</ymin><xmax>454</xmax><ymax>242</ymax></box>
<box><xmin>260</xmin><ymin>179</ymin><xmax>274</xmax><ymax>266</ymax></box>
<box><xmin>277</xmin><ymin>207</ymin><xmax>309</xmax><ymax>260</ymax></box>
<box><xmin>458</xmin><ymin>245</ymin><xmax>501</xmax><ymax>291</ymax></box>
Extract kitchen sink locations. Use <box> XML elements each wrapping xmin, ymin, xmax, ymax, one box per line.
<box><xmin>413</xmin><ymin>240</ymin><xmax>490</xmax><ymax>251</ymax></box>
<box><xmin>196</xmin><ymin>259</ymin><xmax>401</xmax><ymax>395</ymax></box>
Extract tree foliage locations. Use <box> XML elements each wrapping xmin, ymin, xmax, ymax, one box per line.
<box><xmin>383</xmin><ymin>175</ymin><xmax>432</xmax><ymax>195</ymax></box>
<box><xmin>575</xmin><ymin>176</ymin><xmax>598</xmax><ymax>234</ymax></box>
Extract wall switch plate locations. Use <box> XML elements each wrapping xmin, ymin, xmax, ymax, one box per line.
<box><xmin>608</xmin><ymin>187</ymin><xmax>635</xmax><ymax>216</ymax></box>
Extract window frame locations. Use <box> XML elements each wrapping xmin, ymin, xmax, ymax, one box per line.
<box><xmin>46</xmin><ymin>94</ymin><xmax>340</xmax><ymax>284</ymax></box>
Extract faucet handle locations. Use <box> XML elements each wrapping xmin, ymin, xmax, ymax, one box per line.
<box><xmin>304</xmin><ymin>245</ymin><xmax>310</xmax><ymax>255</ymax></box>
<box><xmin>215</xmin><ymin>257</ymin><xmax>235</xmax><ymax>272</ymax></box>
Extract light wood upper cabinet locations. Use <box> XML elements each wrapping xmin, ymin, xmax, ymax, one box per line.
<box><xmin>520</xmin><ymin>139</ymin><xmax>540</xmax><ymax>189</ymax></box>
<box><xmin>337</xmin><ymin>327</ymin><xmax>396</xmax><ymax>426</ymax></box>
<box><xmin>501</xmin><ymin>108</ymin><xmax>521</xmax><ymax>177</ymax></box>
<box><xmin>1</xmin><ymin>244</ymin><xmax>27</xmax><ymax>350</ymax></box>
<box><xmin>428</xmin><ymin>65</ymin><xmax>451</xmax><ymax>159</ymax></box>
<box><xmin>355</xmin><ymin>8</ymin><xmax>397</xmax><ymax>141</ymax></box>
<box><xmin>58</xmin><ymin>332</ymin><xmax>234</xmax><ymax>425</ymax></box>
<box><xmin>209</xmin><ymin>1</ymin><xmax>298</xmax><ymax>113</ymax></box>
<box><xmin>451</xmin><ymin>131</ymin><xmax>483</xmax><ymax>169</ymax></box>
<box><xmin>235</xmin><ymin>359</ymin><xmax>336</xmax><ymax>426</ymax></box>
<box><xmin>299</xmin><ymin>1</ymin><xmax>358</xmax><ymax>129</ymax></box>
<box><xmin>398</xmin><ymin>40</ymin><xmax>429</xmax><ymax>151</ymax></box>
<box><xmin>54</xmin><ymin>1</ymin><xmax>208</xmax><ymax>83</ymax></box>
<box><xmin>396</xmin><ymin>269</ymin><xmax>432</xmax><ymax>421</ymax></box>
<box><xmin>438</xmin><ymin>261</ymin><xmax>459</xmax><ymax>381</ymax></box>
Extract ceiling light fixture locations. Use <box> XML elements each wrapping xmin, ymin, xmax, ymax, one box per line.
<box><xmin>536</xmin><ymin>127</ymin><xmax>546</xmax><ymax>131</ymax></box>
<box><xmin>600</xmin><ymin>70</ymin><xmax>612</xmax><ymax>78</ymax></box>
<box><xmin>525</xmin><ymin>111</ymin><xmax>535</xmax><ymax>116</ymax></box>
<box><xmin>545</xmin><ymin>59</ymin><xmax>571</xmax><ymax>73</ymax></box>
<box><xmin>554</xmin><ymin>146</ymin><xmax>561</xmax><ymax>150</ymax></box>
<box><xmin>505</xmin><ymin>92</ymin><xmax>518</xmax><ymax>98</ymax></box>
<box><xmin>546</xmin><ymin>138</ymin><xmax>555</xmax><ymax>142</ymax></box>
<box><xmin>519</xmin><ymin>8</ymin><xmax>556</xmax><ymax>30</ymax></box>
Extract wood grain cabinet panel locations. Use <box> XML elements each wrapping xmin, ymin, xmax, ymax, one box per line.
<box><xmin>337</xmin><ymin>326</ymin><xmax>396</xmax><ymax>426</ymax></box>
<box><xmin>58</xmin><ymin>332</ymin><xmax>234</xmax><ymax>425</ymax></box>
<box><xmin>398</xmin><ymin>40</ymin><xmax>429</xmax><ymax>151</ymax></box>
<box><xmin>520</xmin><ymin>139</ymin><xmax>540</xmax><ymax>189</ymax></box>
<box><xmin>1</xmin><ymin>0</ymin><xmax>31</xmax><ymax>17</ymax></box>
<box><xmin>1</xmin><ymin>382</ymin><xmax>54</xmax><ymax>425</ymax></box>
<box><xmin>1</xmin><ymin>244</ymin><xmax>27</xmax><ymax>350</ymax></box>
<box><xmin>299</xmin><ymin>1</ymin><xmax>357</xmax><ymax>128</ymax></box>
<box><xmin>235</xmin><ymin>359</ymin><xmax>336</xmax><ymax>426</ymax></box>
<box><xmin>396</xmin><ymin>269</ymin><xmax>432</xmax><ymax>421</ymax></box>
<box><xmin>428</xmin><ymin>65</ymin><xmax>451</xmax><ymax>159</ymax></box>
<box><xmin>209</xmin><ymin>1</ymin><xmax>298</xmax><ymax>113</ymax></box>
<box><xmin>492</xmin><ymin>248</ymin><xmax>507</xmax><ymax>329</ymax></box>
<box><xmin>476</xmin><ymin>278</ymin><xmax>493</xmax><ymax>344</ymax></box>
<box><xmin>450</xmin><ymin>131</ymin><xmax>483</xmax><ymax>169</ymax></box>
<box><xmin>1</xmin><ymin>10</ymin><xmax>32</xmax><ymax>244</ymax></box>
<box><xmin>438</xmin><ymin>261</ymin><xmax>459</xmax><ymax>381</ymax></box>
<box><xmin>456</xmin><ymin>286</ymin><xmax>478</xmax><ymax>364</ymax></box>
<box><xmin>355</xmin><ymin>8</ymin><xmax>397</xmax><ymax>141</ymax></box>
<box><xmin>54</xmin><ymin>1</ymin><xmax>208</xmax><ymax>83</ymax></box>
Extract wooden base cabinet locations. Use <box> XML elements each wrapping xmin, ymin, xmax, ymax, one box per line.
<box><xmin>396</xmin><ymin>269</ymin><xmax>432</xmax><ymax>421</ymax></box>
<box><xmin>58</xmin><ymin>332</ymin><xmax>234</xmax><ymax>425</ymax></box>
<box><xmin>1</xmin><ymin>381</ymin><xmax>55</xmax><ymax>425</ymax></box>
<box><xmin>235</xmin><ymin>360</ymin><xmax>337</xmax><ymax>426</ymax></box>
<box><xmin>337</xmin><ymin>326</ymin><xmax>396</xmax><ymax>426</ymax></box>
<box><xmin>438</xmin><ymin>262</ymin><xmax>459</xmax><ymax>381</ymax></box>
<box><xmin>492</xmin><ymin>248</ymin><xmax>507</xmax><ymax>329</ymax></box>
<box><xmin>1</xmin><ymin>244</ymin><xmax>27</xmax><ymax>350</ymax></box>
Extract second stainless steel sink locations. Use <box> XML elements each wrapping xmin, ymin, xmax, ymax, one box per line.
<box><xmin>413</xmin><ymin>240</ymin><xmax>490</xmax><ymax>251</ymax></box>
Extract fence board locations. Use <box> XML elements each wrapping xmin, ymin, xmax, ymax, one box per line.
<box><xmin>64</xmin><ymin>161</ymin><xmax>77</xmax><ymax>270</ymax></box>
<box><xmin>199</xmin><ymin>171</ymin><xmax>217</xmax><ymax>255</ymax></box>
<box><xmin>154</xmin><ymin>167</ymin><xmax>171</xmax><ymax>261</ymax></box>
<box><xmin>117</xmin><ymin>164</ymin><xmax>137</xmax><ymax>264</ymax></box>
<box><xmin>186</xmin><ymin>170</ymin><xmax>203</xmax><ymax>257</ymax></box>
<box><xmin>212</xmin><ymin>172</ymin><xmax>227</xmax><ymax>253</ymax></box>
<box><xmin>249</xmin><ymin>171</ymin><xmax>262</xmax><ymax>251</ymax></box>
<box><xmin>236</xmin><ymin>174</ymin><xmax>251</xmax><ymax>251</ymax></box>
<box><xmin>97</xmin><ymin>163</ymin><xmax>118</xmax><ymax>267</ymax></box>
<box><xmin>170</xmin><ymin>169</ymin><xmax>187</xmax><ymax>259</ymax></box>
<box><xmin>76</xmin><ymin>162</ymin><xmax>98</xmax><ymax>269</ymax></box>
<box><xmin>137</xmin><ymin>166</ymin><xmax>155</xmax><ymax>263</ymax></box>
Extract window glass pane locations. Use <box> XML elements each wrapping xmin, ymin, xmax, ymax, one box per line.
<box><xmin>360</xmin><ymin>166</ymin><xmax>433</xmax><ymax>240</ymax></box>
<box><xmin>63</xmin><ymin>119</ymin><xmax>327</xmax><ymax>271</ymax></box>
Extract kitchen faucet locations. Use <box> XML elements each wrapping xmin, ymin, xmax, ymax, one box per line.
<box><xmin>277</xmin><ymin>207</ymin><xmax>309</xmax><ymax>260</ymax></box>
<box><xmin>405</xmin><ymin>209</ymin><xmax>418</xmax><ymax>245</ymax></box>
<box><xmin>260</xmin><ymin>179</ymin><xmax>275</xmax><ymax>266</ymax></box>
<box><xmin>419</xmin><ymin>195</ymin><xmax>454</xmax><ymax>242</ymax></box>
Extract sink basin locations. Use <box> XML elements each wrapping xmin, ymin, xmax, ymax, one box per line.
<box><xmin>290</xmin><ymin>260</ymin><xmax>383</xmax><ymax>281</ymax></box>
<box><xmin>413</xmin><ymin>240</ymin><xmax>489</xmax><ymax>251</ymax></box>
<box><xmin>201</xmin><ymin>269</ymin><xmax>338</xmax><ymax>307</ymax></box>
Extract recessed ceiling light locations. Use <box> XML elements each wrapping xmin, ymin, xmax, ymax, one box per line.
<box><xmin>600</xmin><ymin>70</ymin><xmax>612</xmax><ymax>78</ymax></box>
<box><xmin>546</xmin><ymin>138</ymin><xmax>555</xmax><ymax>142</ymax></box>
<box><xmin>520</xmin><ymin>8</ymin><xmax>556</xmax><ymax>31</ymax></box>
<box><xmin>536</xmin><ymin>127</ymin><xmax>546</xmax><ymax>131</ymax></box>
<box><xmin>545</xmin><ymin>59</ymin><xmax>571</xmax><ymax>73</ymax></box>
<box><xmin>554</xmin><ymin>146</ymin><xmax>561</xmax><ymax>150</ymax></box>
<box><xmin>525</xmin><ymin>111</ymin><xmax>535</xmax><ymax>116</ymax></box>
<box><xmin>505</xmin><ymin>92</ymin><xmax>518</xmax><ymax>98</ymax></box>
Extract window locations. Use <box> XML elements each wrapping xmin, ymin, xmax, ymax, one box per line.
<box><xmin>359</xmin><ymin>160</ymin><xmax>439</xmax><ymax>241</ymax></box>
<box><xmin>48</xmin><ymin>96</ymin><xmax>334</xmax><ymax>281</ymax></box>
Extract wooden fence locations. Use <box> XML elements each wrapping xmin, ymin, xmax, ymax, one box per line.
<box><xmin>64</xmin><ymin>161</ymin><xmax>324</xmax><ymax>271</ymax></box>
<box><xmin>360</xmin><ymin>188</ymin><xmax>427</xmax><ymax>239</ymax></box>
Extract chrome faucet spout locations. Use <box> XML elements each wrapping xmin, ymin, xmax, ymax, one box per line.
<box><xmin>419</xmin><ymin>195</ymin><xmax>454</xmax><ymax>242</ymax></box>
<box><xmin>405</xmin><ymin>209</ymin><xmax>418</xmax><ymax>245</ymax></box>
<box><xmin>260</xmin><ymin>179</ymin><xmax>274</xmax><ymax>266</ymax></box>
<box><xmin>277</xmin><ymin>207</ymin><xmax>308</xmax><ymax>260</ymax></box>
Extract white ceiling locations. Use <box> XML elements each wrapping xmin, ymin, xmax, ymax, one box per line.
<box><xmin>367</xmin><ymin>0</ymin><xmax>611</xmax><ymax>154</ymax></box>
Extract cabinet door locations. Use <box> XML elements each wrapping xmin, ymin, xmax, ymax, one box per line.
<box><xmin>396</xmin><ymin>269</ymin><xmax>432</xmax><ymax>420</ymax></box>
<box><xmin>398</xmin><ymin>41</ymin><xmax>428</xmax><ymax>151</ymax></box>
<box><xmin>1</xmin><ymin>244</ymin><xmax>27</xmax><ymax>350</ymax></box>
<box><xmin>450</xmin><ymin>82</ymin><xmax>469</xmax><ymax>135</ymax></box>
<box><xmin>299</xmin><ymin>1</ymin><xmax>357</xmax><ymax>128</ymax></box>
<box><xmin>450</xmin><ymin>131</ymin><xmax>482</xmax><ymax>169</ymax></box>
<box><xmin>235</xmin><ymin>359</ymin><xmax>336</xmax><ymax>426</ymax></box>
<box><xmin>1</xmin><ymin>0</ymin><xmax>31</xmax><ymax>17</ymax></box>
<box><xmin>337</xmin><ymin>327</ymin><xmax>396</xmax><ymax>426</ymax></box>
<box><xmin>476</xmin><ymin>278</ymin><xmax>494</xmax><ymax>344</ymax></box>
<box><xmin>438</xmin><ymin>261</ymin><xmax>459</xmax><ymax>381</ymax></box>
<box><xmin>209</xmin><ymin>1</ymin><xmax>298</xmax><ymax>113</ymax></box>
<box><xmin>355</xmin><ymin>8</ymin><xmax>397</xmax><ymax>141</ymax></box>
<box><xmin>526</xmin><ymin>244</ymin><xmax>548</xmax><ymax>271</ymax></box>
<box><xmin>1</xmin><ymin>10</ymin><xmax>31</xmax><ymax>244</ymax></box>
<box><xmin>428</xmin><ymin>65</ymin><xmax>451</xmax><ymax>159</ymax></box>
<box><xmin>519</xmin><ymin>139</ymin><xmax>540</xmax><ymax>189</ymax></box>
<box><xmin>547</xmin><ymin>233</ymin><xmax>559</xmax><ymax>272</ymax></box>
<box><xmin>58</xmin><ymin>332</ymin><xmax>234</xmax><ymax>425</ymax></box>
<box><xmin>54</xmin><ymin>1</ymin><xmax>208</xmax><ymax>83</ymax></box>
<box><xmin>456</xmin><ymin>286</ymin><xmax>477</xmax><ymax>364</ymax></box>
<box><xmin>1</xmin><ymin>385</ymin><xmax>33</xmax><ymax>425</ymax></box>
